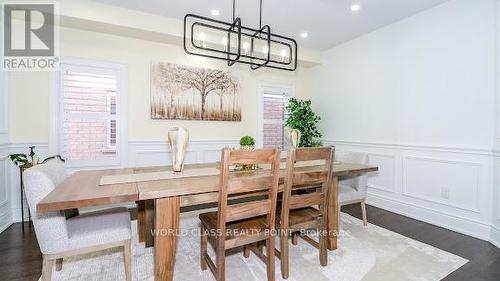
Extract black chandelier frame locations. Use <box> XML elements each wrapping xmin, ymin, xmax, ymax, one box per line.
<box><xmin>183</xmin><ymin>0</ymin><xmax>298</xmax><ymax>71</ymax></box>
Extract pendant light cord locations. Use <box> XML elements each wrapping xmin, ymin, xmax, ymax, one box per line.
<box><xmin>232</xmin><ymin>0</ymin><xmax>263</xmax><ymax>29</ymax></box>
<box><xmin>232</xmin><ymin>0</ymin><xmax>235</xmax><ymax>23</ymax></box>
<box><xmin>259</xmin><ymin>0</ymin><xmax>262</xmax><ymax>29</ymax></box>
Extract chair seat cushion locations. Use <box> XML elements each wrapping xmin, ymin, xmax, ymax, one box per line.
<box><xmin>67</xmin><ymin>207</ymin><xmax>131</xmax><ymax>250</ymax></box>
<box><xmin>278</xmin><ymin>207</ymin><xmax>322</xmax><ymax>229</ymax></box>
<box><xmin>199</xmin><ymin>212</ymin><xmax>269</xmax><ymax>248</ymax></box>
<box><xmin>338</xmin><ymin>184</ymin><xmax>365</xmax><ymax>204</ymax></box>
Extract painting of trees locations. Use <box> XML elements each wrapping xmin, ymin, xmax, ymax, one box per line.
<box><xmin>151</xmin><ymin>62</ymin><xmax>241</xmax><ymax>121</ymax></box>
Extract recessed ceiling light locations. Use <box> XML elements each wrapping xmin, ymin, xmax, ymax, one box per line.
<box><xmin>350</xmin><ymin>4</ymin><xmax>361</xmax><ymax>12</ymax></box>
<box><xmin>300</xmin><ymin>32</ymin><xmax>308</xmax><ymax>39</ymax></box>
<box><xmin>211</xmin><ymin>9</ymin><xmax>220</xmax><ymax>16</ymax></box>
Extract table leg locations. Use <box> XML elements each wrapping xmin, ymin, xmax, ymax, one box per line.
<box><xmin>155</xmin><ymin>197</ymin><xmax>180</xmax><ymax>281</ymax></box>
<box><xmin>145</xmin><ymin>199</ymin><xmax>155</xmax><ymax>247</ymax></box>
<box><xmin>137</xmin><ymin>201</ymin><xmax>146</xmax><ymax>243</ymax></box>
<box><xmin>327</xmin><ymin>176</ymin><xmax>339</xmax><ymax>250</ymax></box>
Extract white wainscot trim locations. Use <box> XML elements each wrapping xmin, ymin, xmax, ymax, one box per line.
<box><xmin>330</xmin><ymin>139</ymin><xmax>493</xmax><ymax>155</ymax></box>
<box><xmin>325</xmin><ymin>139</ymin><xmax>496</xmax><ymax>245</ymax></box>
<box><xmin>491</xmin><ymin>225</ymin><xmax>500</xmax><ymax>249</ymax></box>
<box><xmin>8</xmin><ymin>142</ymin><xmax>49</xmax><ymax>223</ymax></box>
<box><xmin>128</xmin><ymin>140</ymin><xmax>239</xmax><ymax>167</ymax></box>
<box><xmin>0</xmin><ymin>149</ymin><xmax>12</xmax><ymax>233</ymax></box>
<box><xmin>366</xmin><ymin>153</ymin><xmax>397</xmax><ymax>193</ymax></box>
<box><xmin>402</xmin><ymin>156</ymin><xmax>481</xmax><ymax>213</ymax></box>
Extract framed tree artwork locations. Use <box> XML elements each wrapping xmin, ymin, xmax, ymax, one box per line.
<box><xmin>150</xmin><ymin>62</ymin><xmax>241</xmax><ymax>121</ymax></box>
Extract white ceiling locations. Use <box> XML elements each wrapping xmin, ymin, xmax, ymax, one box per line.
<box><xmin>95</xmin><ymin>0</ymin><xmax>450</xmax><ymax>50</ymax></box>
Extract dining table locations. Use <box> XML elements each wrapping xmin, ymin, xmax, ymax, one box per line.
<box><xmin>37</xmin><ymin>161</ymin><xmax>378</xmax><ymax>281</ymax></box>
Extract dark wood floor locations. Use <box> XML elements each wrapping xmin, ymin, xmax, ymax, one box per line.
<box><xmin>0</xmin><ymin>204</ymin><xmax>499</xmax><ymax>281</ymax></box>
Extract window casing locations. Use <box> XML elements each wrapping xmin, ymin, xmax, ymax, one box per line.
<box><xmin>257</xmin><ymin>82</ymin><xmax>293</xmax><ymax>150</ymax></box>
<box><xmin>58</xmin><ymin>60</ymin><xmax>125</xmax><ymax>167</ymax></box>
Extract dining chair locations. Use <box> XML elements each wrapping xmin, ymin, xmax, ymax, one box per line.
<box><xmin>277</xmin><ymin>146</ymin><xmax>334</xmax><ymax>279</ymax></box>
<box><xmin>199</xmin><ymin>148</ymin><xmax>281</xmax><ymax>281</ymax></box>
<box><xmin>336</xmin><ymin>151</ymin><xmax>369</xmax><ymax>226</ymax></box>
<box><xmin>23</xmin><ymin>159</ymin><xmax>132</xmax><ymax>281</ymax></box>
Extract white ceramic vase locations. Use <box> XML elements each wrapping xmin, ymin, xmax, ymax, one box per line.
<box><xmin>285</xmin><ymin>127</ymin><xmax>301</xmax><ymax>148</ymax></box>
<box><xmin>168</xmin><ymin>127</ymin><xmax>189</xmax><ymax>172</ymax></box>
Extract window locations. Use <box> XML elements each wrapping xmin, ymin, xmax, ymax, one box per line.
<box><xmin>107</xmin><ymin>95</ymin><xmax>117</xmax><ymax>148</ymax></box>
<box><xmin>58</xmin><ymin>60</ymin><xmax>125</xmax><ymax>167</ymax></box>
<box><xmin>258</xmin><ymin>82</ymin><xmax>293</xmax><ymax>150</ymax></box>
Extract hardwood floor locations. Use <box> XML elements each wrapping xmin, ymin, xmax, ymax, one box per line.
<box><xmin>0</xmin><ymin>205</ymin><xmax>499</xmax><ymax>280</ymax></box>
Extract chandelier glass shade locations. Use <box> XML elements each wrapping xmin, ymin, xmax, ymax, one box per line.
<box><xmin>183</xmin><ymin>1</ymin><xmax>297</xmax><ymax>71</ymax></box>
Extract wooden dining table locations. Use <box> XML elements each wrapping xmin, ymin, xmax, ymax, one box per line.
<box><xmin>37</xmin><ymin>161</ymin><xmax>378</xmax><ymax>281</ymax></box>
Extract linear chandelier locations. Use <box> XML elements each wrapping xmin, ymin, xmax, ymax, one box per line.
<box><xmin>183</xmin><ymin>0</ymin><xmax>298</xmax><ymax>71</ymax></box>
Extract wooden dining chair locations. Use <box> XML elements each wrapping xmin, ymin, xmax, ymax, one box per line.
<box><xmin>199</xmin><ymin>147</ymin><xmax>281</xmax><ymax>281</ymax></box>
<box><xmin>277</xmin><ymin>146</ymin><xmax>334</xmax><ymax>279</ymax></box>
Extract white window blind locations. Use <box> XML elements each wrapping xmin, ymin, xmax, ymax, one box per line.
<box><xmin>262</xmin><ymin>92</ymin><xmax>289</xmax><ymax>149</ymax></box>
<box><xmin>60</xmin><ymin>64</ymin><xmax>120</xmax><ymax>164</ymax></box>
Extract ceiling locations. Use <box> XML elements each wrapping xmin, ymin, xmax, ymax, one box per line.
<box><xmin>95</xmin><ymin>0</ymin><xmax>450</xmax><ymax>50</ymax></box>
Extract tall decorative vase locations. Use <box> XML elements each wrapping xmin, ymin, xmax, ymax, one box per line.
<box><xmin>285</xmin><ymin>127</ymin><xmax>301</xmax><ymax>148</ymax></box>
<box><xmin>168</xmin><ymin>127</ymin><xmax>189</xmax><ymax>172</ymax></box>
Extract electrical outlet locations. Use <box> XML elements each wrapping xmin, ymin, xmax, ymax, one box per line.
<box><xmin>440</xmin><ymin>187</ymin><xmax>450</xmax><ymax>200</ymax></box>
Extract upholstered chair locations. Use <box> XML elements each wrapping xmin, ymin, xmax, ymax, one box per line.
<box><xmin>336</xmin><ymin>151</ymin><xmax>369</xmax><ymax>226</ymax></box>
<box><xmin>23</xmin><ymin>159</ymin><xmax>132</xmax><ymax>281</ymax></box>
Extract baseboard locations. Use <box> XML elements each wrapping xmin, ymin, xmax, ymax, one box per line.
<box><xmin>10</xmin><ymin>207</ymin><xmax>25</xmax><ymax>223</ymax></box>
<box><xmin>367</xmin><ymin>192</ymin><xmax>492</xmax><ymax>241</ymax></box>
<box><xmin>0</xmin><ymin>209</ymin><xmax>12</xmax><ymax>233</ymax></box>
<box><xmin>490</xmin><ymin>225</ymin><xmax>500</xmax><ymax>248</ymax></box>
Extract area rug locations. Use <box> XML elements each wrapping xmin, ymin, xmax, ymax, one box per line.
<box><xmin>42</xmin><ymin>212</ymin><xmax>468</xmax><ymax>281</ymax></box>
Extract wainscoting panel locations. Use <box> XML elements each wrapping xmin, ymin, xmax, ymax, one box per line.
<box><xmin>366</xmin><ymin>153</ymin><xmax>396</xmax><ymax>193</ymax></box>
<box><xmin>325</xmin><ymin>140</ymin><xmax>495</xmax><ymax>243</ymax></box>
<box><xmin>4</xmin><ymin>139</ymin><xmax>499</xmax><ymax>249</ymax></box>
<box><xmin>5</xmin><ymin>140</ymin><xmax>239</xmax><ymax>225</ymax></box>
<box><xmin>403</xmin><ymin>156</ymin><xmax>480</xmax><ymax>213</ymax></box>
<box><xmin>8</xmin><ymin>143</ymin><xmax>49</xmax><ymax>222</ymax></box>
<box><xmin>491</xmin><ymin>160</ymin><xmax>500</xmax><ymax>248</ymax></box>
<box><xmin>128</xmin><ymin>140</ymin><xmax>239</xmax><ymax>167</ymax></box>
<box><xmin>0</xmin><ymin>145</ymin><xmax>11</xmax><ymax>233</ymax></box>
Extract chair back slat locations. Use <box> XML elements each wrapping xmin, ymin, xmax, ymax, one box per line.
<box><xmin>226</xmin><ymin>199</ymin><xmax>271</xmax><ymax>222</ymax></box>
<box><xmin>227</xmin><ymin>175</ymin><xmax>274</xmax><ymax>194</ymax></box>
<box><xmin>281</xmin><ymin>146</ymin><xmax>335</xmax><ymax>229</ymax></box>
<box><xmin>217</xmin><ymin>148</ymin><xmax>281</xmax><ymax>238</ymax></box>
<box><xmin>288</xmin><ymin>193</ymin><xmax>325</xmax><ymax>210</ymax></box>
<box><xmin>229</xmin><ymin>149</ymin><xmax>277</xmax><ymax>165</ymax></box>
<box><xmin>292</xmin><ymin>171</ymin><xmax>328</xmax><ymax>186</ymax></box>
<box><xmin>295</xmin><ymin>148</ymin><xmax>332</xmax><ymax>162</ymax></box>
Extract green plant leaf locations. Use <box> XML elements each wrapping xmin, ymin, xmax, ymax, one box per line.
<box><xmin>240</xmin><ymin>135</ymin><xmax>255</xmax><ymax>146</ymax></box>
<box><xmin>285</xmin><ymin>98</ymin><xmax>323</xmax><ymax>147</ymax></box>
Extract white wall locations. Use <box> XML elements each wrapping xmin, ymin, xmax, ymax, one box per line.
<box><xmin>310</xmin><ymin>0</ymin><xmax>499</xmax><ymax>244</ymax></box>
<box><xmin>312</xmin><ymin>0</ymin><xmax>496</xmax><ymax>149</ymax></box>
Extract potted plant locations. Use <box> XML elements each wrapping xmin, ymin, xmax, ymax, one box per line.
<box><xmin>9</xmin><ymin>146</ymin><xmax>39</xmax><ymax>168</ymax></box>
<box><xmin>239</xmin><ymin>135</ymin><xmax>255</xmax><ymax>150</ymax></box>
<box><xmin>286</xmin><ymin>98</ymin><xmax>323</xmax><ymax>147</ymax></box>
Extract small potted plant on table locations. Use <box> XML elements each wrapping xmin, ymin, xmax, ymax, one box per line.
<box><xmin>238</xmin><ymin>135</ymin><xmax>257</xmax><ymax>170</ymax></box>
<box><xmin>239</xmin><ymin>135</ymin><xmax>255</xmax><ymax>150</ymax></box>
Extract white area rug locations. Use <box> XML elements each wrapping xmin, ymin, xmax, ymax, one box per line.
<box><xmin>42</xmin><ymin>212</ymin><xmax>467</xmax><ymax>281</ymax></box>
